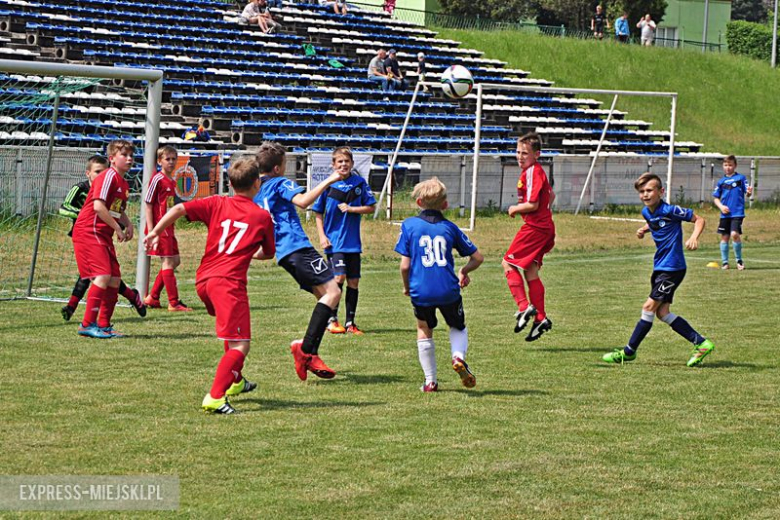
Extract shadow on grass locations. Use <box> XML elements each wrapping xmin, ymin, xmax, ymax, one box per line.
<box><xmin>239</xmin><ymin>398</ymin><xmax>385</xmax><ymax>412</ymax></box>
<box><xmin>698</xmin><ymin>360</ymin><xmax>771</xmax><ymax>370</ymax></box>
<box><xmin>451</xmin><ymin>388</ymin><xmax>549</xmax><ymax>397</ymax></box>
<box><xmin>331</xmin><ymin>371</ymin><xmax>408</xmax><ymax>385</ymax></box>
<box><xmin>536</xmin><ymin>346</ymin><xmax>607</xmax><ymax>353</ymax></box>
<box><xmin>131</xmin><ymin>332</ymin><xmax>215</xmax><ymax>340</ymax></box>
<box><xmin>353</xmin><ymin>328</ymin><xmax>408</xmax><ymax>335</ymax></box>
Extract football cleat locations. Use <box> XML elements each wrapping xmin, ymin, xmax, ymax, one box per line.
<box><xmin>514</xmin><ymin>305</ymin><xmax>537</xmax><ymax>333</ymax></box>
<box><xmin>602</xmin><ymin>347</ymin><xmax>637</xmax><ymax>364</ymax></box>
<box><xmin>202</xmin><ymin>394</ymin><xmax>237</xmax><ymax>414</ymax></box>
<box><xmin>308</xmin><ymin>354</ymin><xmax>336</xmax><ymax>379</ymax></box>
<box><xmin>225</xmin><ymin>378</ymin><xmax>257</xmax><ymax>396</ymax></box>
<box><xmin>77</xmin><ymin>323</ymin><xmax>113</xmax><ymax>339</ymax></box>
<box><xmin>345</xmin><ymin>323</ymin><xmax>364</xmax><ymax>335</ymax></box>
<box><xmin>525</xmin><ymin>317</ymin><xmax>552</xmax><ymax>342</ymax></box>
<box><xmin>737</xmin><ymin>260</ymin><xmax>745</xmax><ymax>271</ymax></box>
<box><xmin>100</xmin><ymin>325</ymin><xmax>126</xmax><ymax>338</ymax></box>
<box><xmin>721</xmin><ymin>262</ymin><xmax>729</xmax><ymax>270</ymax></box>
<box><xmin>144</xmin><ymin>295</ymin><xmax>162</xmax><ymax>308</ymax></box>
<box><xmin>61</xmin><ymin>305</ymin><xmax>75</xmax><ymax>321</ymax></box>
<box><xmin>420</xmin><ymin>381</ymin><xmax>438</xmax><ymax>393</ymax></box>
<box><xmin>686</xmin><ymin>339</ymin><xmax>715</xmax><ymax>367</ymax></box>
<box><xmin>452</xmin><ymin>357</ymin><xmax>476</xmax><ymax>388</ymax></box>
<box><xmin>327</xmin><ymin>320</ymin><xmax>346</xmax><ymax>334</ymax></box>
<box><xmin>130</xmin><ymin>289</ymin><xmax>147</xmax><ymax>317</ymax></box>
<box><xmin>168</xmin><ymin>300</ymin><xmax>193</xmax><ymax>312</ymax></box>
<box><xmin>290</xmin><ymin>340</ymin><xmax>310</xmax><ymax>381</ymax></box>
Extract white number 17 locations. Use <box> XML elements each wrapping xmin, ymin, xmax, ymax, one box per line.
<box><xmin>218</xmin><ymin>219</ymin><xmax>249</xmax><ymax>255</ymax></box>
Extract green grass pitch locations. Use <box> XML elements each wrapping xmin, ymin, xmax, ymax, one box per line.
<box><xmin>1</xmin><ymin>213</ymin><xmax>779</xmax><ymax>518</ymax></box>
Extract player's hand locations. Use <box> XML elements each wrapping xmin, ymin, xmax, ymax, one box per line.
<box><xmin>636</xmin><ymin>227</ymin><xmax>646</xmax><ymax>239</ymax></box>
<box><xmin>338</xmin><ymin>203</ymin><xmax>351</xmax><ymax>214</ymax></box>
<box><xmin>402</xmin><ymin>287</ymin><xmax>410</xmax><ymax>297</ymax></box>
<box><xmin>508</xmin><ymin>205</ymin><xmax>518</xmax><ymax>218</ymax></box>
<box><xmin>116</xmin><ymin>228</ymin><xmax>127</xmax><ymax>242</ymax></box>
<box><xmin>721</xmin><ymin>205</ymin><xmax>730</xmax><ymax>215</ymax></box>
<box><xmin>458</xmin><ymin>270</ymin><xmax>470</xmax><ymax>288</ymax></box>
<box><xmin>144</xmin><ymin>232</ymin><xmax>159</xmax><ymax>252</ymax></box>
<box><xmin>685</xmin><ymin>237</ymin><xmax>699</xmax><ymax>251</ymax></box>
<box><xmin>326</xmin><ymin>172</ymin><xmax>342</xmax><ymax>184</ymax></box>
<box><xmin>320</xmin><ymin>236</ymin><xmax>331</xmax><ymax>249</ymax></box>
<box><xmin>746</xmin><ymin>185</ymin><xmax>753</xmax><ymax>196</ymax></box>
<box><xmin>124</xmin><ymin>224</ymin><xmax>134</xmax><ymax>241</ymax></box>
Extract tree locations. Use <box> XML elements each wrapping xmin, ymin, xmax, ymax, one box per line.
<box><xmin>437</xmin><ymin>0</ymin><xmax>536</xmax><ymax>22</ymax></box>
<box><xmin>731</xmin><ymin>0</ymin><xmax>770</xmax><ymax>23</ymax></box>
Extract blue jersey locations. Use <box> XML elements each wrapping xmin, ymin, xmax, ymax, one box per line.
<box><xmin>311</xmin><ymin>172</ymin><xmax>377</xmax><ymax>254</ymax></box>
<box><xmin>642</xmin><ymin>201</ymin><xmax>694</xmax><ymax>271</ymax></box>
<box><xmin>712</xmin><ymin>173</ymin><xmax>748</xmax><ymax>218</ymax></box>
<box><xmin>254</xmin><ymin>176</ymin><xmax>311</xmax><ymax>261</ymax></box>
<box><xmin>394</xmin><ymin>210</ymin><xmax>478</xmax><ymax>307</ymax></box>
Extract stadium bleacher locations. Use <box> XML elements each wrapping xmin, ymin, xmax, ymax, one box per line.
<box><xmin>0</xmin><ymin>0</ymin><xmax>703</xmax><ymax>162</ymax></box>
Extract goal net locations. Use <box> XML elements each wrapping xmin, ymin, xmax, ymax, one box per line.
<box><xmin>0</xmin><ymin>59</ymin><xmax>162</xmax><ymax>301</ymax></box>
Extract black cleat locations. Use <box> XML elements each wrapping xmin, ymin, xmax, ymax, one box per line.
<box><xmin>61</xmin><ymin>305</ymin><xmax>75</xmax><ymax>321</ymax></box>
<box><xmin>525</xmin><ymin>318</ymin><xmax>552</xmax><ymax>342</ymax></box>
<box><xmin>514</xmin><ymin>305</ymin><xmax>537</xmax><ymax>333</ymax></box>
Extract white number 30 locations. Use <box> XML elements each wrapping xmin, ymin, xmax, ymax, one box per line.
<box><xmin>218</xmin><ymin>219</ymin><xmax>249</xmax><ymax>255</ymax></box>
<box><xmin>419</xmin><ymin>235</ymin><xmax>447</xmax><ymax>267</ymax></box>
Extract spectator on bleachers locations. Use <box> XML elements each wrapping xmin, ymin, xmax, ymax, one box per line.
<box><xmin>383</xmin><ymin>0</ymin><xmax>396</xmax><ymax>16</ymax></box>
<box><xmin>417</xmin><ymin>52</ymin><xmax>429</xmax><ymax>92</ymax></box>
<box><xmin>367</xmin><ymin>48</ymin><xmax>392</xmax><ymax>95</ymax></box>
<box><xmin>384</xmin><ymin>49</ymin><xmax>407</xmax><ymax>90</ymax></box>
<box><xmin>615</xmin><ymin>12</ymin><xmax>630</xmax><ymax>43</ymax></box>
<box><xmin>240</xmin><ymin>0</ymin><xmax>280</xmax><ymax>34</ymax></box>
<box><xmin>333</xmin><ymin>0</ymin><xmax>348</xmax><ymax>15</ymax></box>
<box><xmin>637</xmin><ymin>14</ymin><xmax>656</xmax><ymax>46</ymax></box>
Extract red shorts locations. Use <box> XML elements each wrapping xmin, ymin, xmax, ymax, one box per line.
<box><xmin>73</xmin><ymin>239</ymin><xmax>121</xmax><ymax>278</ymax></box>
<box><xmin>504</xmin><ymin>225</ymin><xmax>555</xmax><ymax>270</ymax></box>
<box><xmin>148</xmin><ymin>234</ymin><xmax>179</xmax><ymax>257</ymax></box>
<box><xmin>196</xmin><ymin>277</ymin><xmax>251</xmax><ymax>341</ymax></box>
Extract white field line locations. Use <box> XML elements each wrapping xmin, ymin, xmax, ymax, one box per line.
<box><xmin>589</xmin><ymin>216</ymin><xmax>645</xmax><ymax>223</ymax></box>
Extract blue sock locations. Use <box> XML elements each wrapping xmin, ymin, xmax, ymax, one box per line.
<box><xmin>627</xmin><ymin>312</ymin><xmax>654</xmax><ymax>351</ymax></box>
<box><xmin>669</xmin><ymin>316</ymin><xmax>705</xmax><ymax>345</ymax></box>
<box><xmin>733</xmin><ymin>241</ymin><xmax>743</xmax><ymax>263</ymax></box>
<box><xmin>720</xmin><ymin>241</ymin><xmax>729</xmax><ymax>264</ymax></box>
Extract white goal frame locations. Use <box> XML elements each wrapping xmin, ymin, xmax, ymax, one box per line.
<box><xmin>0</xmin><ymin>59</ymin><xmax>163</xmax><ymax>297</ymax></box>
<box><xmin>373</xmin><ymin>80</ymin><xmax>678</xmax><ymax>228</ymax></box>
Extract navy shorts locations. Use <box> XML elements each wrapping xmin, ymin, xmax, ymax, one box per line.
<box><xmin>327</xmin><ymin>252</ymin><xmax>361</xmax><ymax>279</ymax></box>
<box><xmin>649</xmin><ymin>270</ymin><xmax>686</xmax><ymax>304</ymax></box>
<box><xmin>413</xmin><ymin>297</ymin><xmax>466</xmax><ymax>331</ymax></box>
<box><xmin>717</xmin><ymin>217</ymin><xmax>743</xmax><ymax>235</ymax></box>
<box><xmin>278</xmin><ymin>247</ymin><xmax>334</xmax><ymax>292</ymax></box>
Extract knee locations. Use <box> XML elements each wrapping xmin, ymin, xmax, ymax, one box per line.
<box><xmin>334</xmin><ymin>274</ymin><xmax>346</xmax><ymax>285</ymax></box>
<box><xmin>731</xmin><ymin>232</ymin><xmax>741</xmax><ymax>242</ymax></box>
<box><xmin>642</xmin><ymin>301</ymin><xmax>656</xmax><ymax>313</ymax></box>
<box><xmin>346</xmin><ymin>278</ymin><xmax>359</xmax><ymax>289</ymax></box>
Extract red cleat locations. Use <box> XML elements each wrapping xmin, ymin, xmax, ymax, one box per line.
<box><xmin>144</xmin><ymin>295</ymin><xmax>162</xmax><ymax>308</ymax></box>
<box><xmin>308</xmin><ymin>354</ymin><xmax>336</xmax><ymax>379</ymax></box>
<box><xmin>168</xmin><ymin>300</ymin><xmax>193</xmax><ymax>312</ymax></box>
<box><xmin>345</xmin><ymin>323</ymin><xmax>364</xmax><ymax>335</ymax></box>
<box><xmin>290</xmin><ymin>340</ymin><xmax>310</xmax><ymax>381</ymax></box>
<box><xmin>421</xmin><ymin>381</ymin><xmax>438</xmax><ymax>393</ymax></box>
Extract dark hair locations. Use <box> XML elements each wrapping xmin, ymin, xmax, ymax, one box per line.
<box><xmin>86</xmin><ymin>155</ymin><xmax>109</xmax><ymax>169</ymax></box>
<box><xmin>255</xmin><ymin>141</ymin><xmax>286</xmax><ymax>173</ymax></box>
<box><xmin>106</xmin><ymin>139</ymin><xmax>135</xmax><ymax>157</ymax></box>
<box><xmin>518</xmin><ymin>132</ymin><xmax>542</xmax><ymax>153</ymax></box>
<box><xmin>228</xmin><ymin>155</ymin><xmax>261</xmax><ymax>191</ymax></box>
<box><xmin>634</xmin><ymin>172</ymin><xmax>663</xmax><ymax>191</ymax></box>
<box><xmin>723</xmin><ymin>155</ymin><xmax>737</xmax><ymax>165</ymax></box>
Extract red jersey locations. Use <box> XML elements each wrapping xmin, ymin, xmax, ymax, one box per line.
<box><xmin>183</xmin><ymin>195</ymin><xmax>275</xmax><ymax>284</ymax></box>
<box><xmin>144</xmin><ymin>172</ymin><xmax>176</xmax><ymax>236</ymax></box>
<box><xmin>72</xmin><ymin>167</ymin><xmax>129</xmax><ymax>246</ymax></box>
<box><xmin>517</xmin><ymin>162</ymin><xmax>554</xmax><ymax>231</ymax></box>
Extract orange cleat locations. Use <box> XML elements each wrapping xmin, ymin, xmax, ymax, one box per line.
<box><xmin>308</xmin><ymin>354</ymin><xmax>336</xmax><ymax>379</ymax></box>
<box><xmin>144</xmin><ymin>295</ymin><xmax>162</xmax><ymax>308</ymax></box>
<box><xmin>327</xmin><ymin>320</ymin><xmax>346</xmax><ymax>334</ymax></box>
<box><xmin>345</xmin><ymin>323</ymin><xmax>364</xmax><ymax>335</ymax></box>
<box><xmin>452</xmin><ymin>357</ymin><xmax>476</xmax><ymax>388</ymax></box>
<box><xmin>290</xmin><ymin>340</ymin><xmax>310</xmax><ymax>381</ymax></box>
<box><xmin>168</xmin><ymin>300</ymin><xmax>193</xmax><ymax>312</ymax></box>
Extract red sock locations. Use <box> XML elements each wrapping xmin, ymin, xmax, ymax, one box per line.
<box><xmin>81</xmin><ymin>285</ymin><xmax>105</xmax><ymax>327</ymax></box>
<box><xmin>150</xmin><ymin>271</ymin><xmax>164</xmax><ymax>300</ymax></box>
<box><xmin>161</xmin><ymin>269</ymin><xmax>179</xmax><ymax>304</ymax></box>
<box><xmin>119</xmin><ymin>283</ymin><xmax>135</xmax><ymax>302</ymax></box>
<box><xmin>505</xmin><ymin>269</ymin><xmax>528</xmax><ymax>311</ymax></box>
<box><xmin>210</xmin><ymin>349</ymin><xmax>246</xmax><ymax>399</ymax></box>
<box><xmin>97</xmin><ymin>286</ymin><xmax>119</xmax><ymax>328</ymax></box>
<box><xmin>527</xmin><ymin>278</ymin><xmax>546</xmax><ymax>321</ymax></box>
<box><xmin>67</xmin><ymin>294</ymin><xmax>80</xmax><ymax>309</ymax></box>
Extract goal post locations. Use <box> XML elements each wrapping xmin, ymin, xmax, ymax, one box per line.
<box><xmin>0</xmin><ymin>59</ymin><xmax>162</xmax><ymax>301</ymax></box>
<box><xmin>373</xmin><ymin>80</ymin><xmax>678</xmax><ymax>226</ymax></box>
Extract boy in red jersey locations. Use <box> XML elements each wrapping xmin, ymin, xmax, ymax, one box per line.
<box><xmin>143</xmin><ymin>146</ymin><xmax>191</xmax><ymax>312</ymax></box>
<box><xmin>71</xmin><ymin>139</ymin><xmax>135</xmax><ymax>339</ymax></box>
<box><xmin>503</xmin><ymin>133</ymin><xmax>556</xmax><ymax>342</ymax></box>
<box><xmin>145</xmin><ymin>155</ymin><xmax>275</xmax><ymax>414</ymax></box>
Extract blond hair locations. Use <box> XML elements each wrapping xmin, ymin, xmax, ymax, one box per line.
<box><xmin>412</xmin><ymin>177</ymin><xmax>447</xmax><ymax>210</ymax></box>
<box><xmin>106</xmin><ymin>139</ymin><xmax>135</xmax><ymax>157</ymax></box>
<box><xmin>332</xmin><ymin>146</ymin><xmax>354</xmax><ymax>164</ymax></box>
<box><xmin>228</xmin><ymin>155</ymin><xmax>261</xmax><ymax>191</ymax></box>
<box><xmin>156</xmin><ymin>145</ymin><xmax>178</xmax><ymax>161</ymax></box>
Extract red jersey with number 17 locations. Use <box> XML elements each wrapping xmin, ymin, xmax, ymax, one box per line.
<box><xmin>183</xmin><ymin>195</ymin><xmax>275</xmax><ymax>285</ymax></box>
<box><xmin>517</xmin><ymin>162</ymin><xmax>554</xmax><ymax>232</ymax></box>
<box><xmin>72</xmin><ymin>167</ymin><xmax>129</xmax><ymax>246</ymax></box>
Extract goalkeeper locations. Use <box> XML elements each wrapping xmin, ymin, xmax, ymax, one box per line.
<box><xmin>59</xmin><ymin>155</ymin><xmax>146</xmax><ymax>321</ymax></box>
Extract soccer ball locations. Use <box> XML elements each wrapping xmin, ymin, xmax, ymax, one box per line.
<box><xmin>440</xmin><ymin>65</ymin><xmax>474</xmax><ymax>99</ymax></box>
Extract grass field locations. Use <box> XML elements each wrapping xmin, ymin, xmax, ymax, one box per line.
<box><xmin>435</xmin><ymin>28</ymin><xmax>780</xmax><ymax>157</ymax></box>
<box><xmin>1</xmin><ymin>210</ymin><xmax>779</xmax><ymax>518</ymax></box>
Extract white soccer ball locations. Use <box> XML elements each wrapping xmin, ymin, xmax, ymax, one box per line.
<box><xmin>440</xmin><ymin>65</ymin><xmax>474</xmax><ymax>99</ymax></box>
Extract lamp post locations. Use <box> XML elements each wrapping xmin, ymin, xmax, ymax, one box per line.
<box><xmin>702</xmin><ymin>0</ymin><xmax>710</xmax><ymax>52</ymax></box>
<box><xmin>772</xmin><ymin>0</ymin><xmax>778</xmax><ymax>68</ymax></box>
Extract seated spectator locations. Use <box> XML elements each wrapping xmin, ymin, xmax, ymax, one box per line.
<box><xmin>333</xmin><ymin>0</ymin><xmax>348</xmax><ymax>15</ymax></box>
<box><xmin>241</xmin><ymin>0</ymin><xmax>280</xmax><ymax>34</ymax></box>
<box><xmin>384</xmin><ymin>49</ymin><xmax>407</xmax><ymax>90</ymax></box>
<box><xmin>417</xmin><ymin>52</ymin><xmax>429</xmax><ymax>92</ymax></box>
<box><xmin>367</xmin><ymin>48</ymin><xmax>392</xmax><ymax>95</ymax></box>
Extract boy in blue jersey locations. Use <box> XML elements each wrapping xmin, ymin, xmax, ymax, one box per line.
<box><xmin>713</xmin><ymin>155</ymin><xmax>753</xmax><ymax>270</ymax></box>
<box><xmin>603</xmin><ymin>173</ymin><xmax>715</xmax><ymax>367</ymax></box>
<box><xmin>395</xmin><ymin>178</ymin><xmax>484</xmax><ymax>392</ymax></box>
<box><xmin>313</xmin><ymin>147</ymin><xmax>377</xmax><ymax>335</ymax></box>
<box><xmin>253</xmin><ymin>142</ymin><xmax>344</xmax><ymax>381</ymax></box>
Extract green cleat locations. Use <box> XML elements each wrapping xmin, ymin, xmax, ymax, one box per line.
<box><xmin>602</xmin><ymin>347</ymin><xmax>637</xmax><ymax>364</ymax></box>
<box><xmin>686</xmin><ymin>339</ymin><xmax>715</xmax><ymax>367</ymax></box>
<box><xmin>225</xmin><ymin>378</ymin><xmax>257</xmax><ymax>396</ymax></box>
<box><xmin>202</xmin><ymin>394</ymin><xmax>237</xmax><ymax>414</ymax></box>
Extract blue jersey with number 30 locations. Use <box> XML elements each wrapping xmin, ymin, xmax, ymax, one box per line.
<box><xmin>394</xmin><ymin>210</ymin><xmax>478</xmax><ymax>306</ymax></box>
<box><xmin>254</xmin><ymin>176</ymin><xmax>310</xmax><ymax>261</ymax></box>
<box><xmin>642</xmin><ymin>201</ymin><xmax>694</xmax><ymax>271</ymax></box>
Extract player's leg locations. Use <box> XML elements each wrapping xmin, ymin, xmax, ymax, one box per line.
<box><xmin>146</xmin><ymin>260</ymin><xmax>165</xmax><ymax>307</ymax></box>
<box><xmin>97</xmin><ymin>275</ymin><xmax>123</xmax><ymax>336</ymax></box>
<box><xmin>524</xmin><ymin>257</ymin><xmax>553</xmax><ymax>342</ymax></box>
<box><xmin>656</xmin><ymin>303</ymin><xmax>714</xmax><ymax>367</ymax></box>
<box><xmin>344</xmin><ymin>254</ymin><xmax>363</xmax><ymax>334</ymax></box>
<box><xmin>718</xmin><ymin>217</ymin><xmax>730</xmax><ymax>268</ymax></box>
<box><xmin>503</xmin><ymin>260</ymin><xmax>534</xmax><ymax>331</ymax></box>
<box><xmin>63</xmin><ymin>276</ymin><xmax>90</xmax><ymax>321</ymax></box>
<box><xmin>162</xmin><ymin>255</ymin><xmax>190</xmax><ymax>311</ymax></box>
<box><xmin>301</xmin><ymin>279</ymin><xmax>340</xmax><ymax>378</ymax></box>
<box><xmin>117</xmin><ymin>279</ymin><xmax>146</xmax><ymax>317</ymax></box>
<box><xmin>731</xmin><ymin>219</ymin><xmax>744</xmax><ymax>270</ymax></box>
<box><xmin>441</xmin><ymin>298</ymin><xmax>475</xmax><ymax>389</ymax></box>
<box><xmin>603</xmin><ymin>296</ymin><xmax>660</xmax><ymax>364</ymax></box>
<box><xmin>74</xmin><ymin>242</ymin><xmax>113</xmax><ymax>338</ymax></box>
<box><xmin>413</xmin><ymin>305</ymin><xmax>438</xmax><ymax>392</ymax></box>
<box><xmin>326</xmin><ymin>254</ymin><xmax>346</xmax><ymax>333</ymax></box>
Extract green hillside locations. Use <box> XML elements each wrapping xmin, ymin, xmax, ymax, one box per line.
<box><xmin>436</xmin><ymin>29</ymin><xmax>780</xmax><ymax>156</ymax></box>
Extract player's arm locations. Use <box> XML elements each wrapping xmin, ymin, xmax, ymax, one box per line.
<box><xmin>144</xmin><ymin>197</ymin><xmax>155</xmax><ymax>237</ymax></box>
<box><xmin>685</xmin><ymin>213</ymin><xmax>705</xmax><ymax>250</ymax></box>
<box><xmin>339</xmin><ymin>203</ymin><xmax>376</xmax><ymax>215</ymax></box>
<box><xmin>458</xmin><ymin>250</ymin><xmax>484</xmax><ymax>288</ymax></box>
<box><xmin>59</xmin><ymin>184</ymin><xmax>83</xmax><ymax>219</ymax></box>
<box><xmin>118</xmin><ymin>211</ymin><xmax>134</xmax><ymax>241</ymax></box>
<box><xmin>712</xmin><ymin>196</ymin><xmax>729</xmax><ymax>214</ymax></box>
<box><xmin>291</xmin><ymin>172</ymin><xmax>342</xmax><ymax>209</ymax></box>
<box><xmin>253</xmin><ymin>212</ymin><xmax>276</xmax><ymax>260</ymax></box>
<box><xmin>508</xmin><ymin>200</ymin><xmax>539</xmax><ymax>218</ymax></box>
<box><xmin>636</xmin><ymin>223</ymin><xmax>650</xmax><ymax>239</ymax></box>
<box><xmin>93</xmin><ymin>199</ymin><xmax>126</xmax><ymax>241</ymax></box>
<box><xmin>399</xmin><ymin>255</ymin><xmax>411</xmax><ymax>296</ymax></box>
<box><xmin>313</xmin><ymin>211</ymin><xmax>331</xmax><ymax>250</ymax></box>
<box><xmin>145</xmin><ymin>203</ymin><xmax>186</xmax><ymax>251</ymax></box>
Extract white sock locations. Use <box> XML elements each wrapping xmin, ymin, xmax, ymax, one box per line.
<box><xmin>449</xmin><ymin>327</ymin><xmax>468</xmax><ymax>361</ymax></box>
<box><xmin>417</xmin><ymin>338</ymin><xmax>436</xmax><ymax>384</ymax></box>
